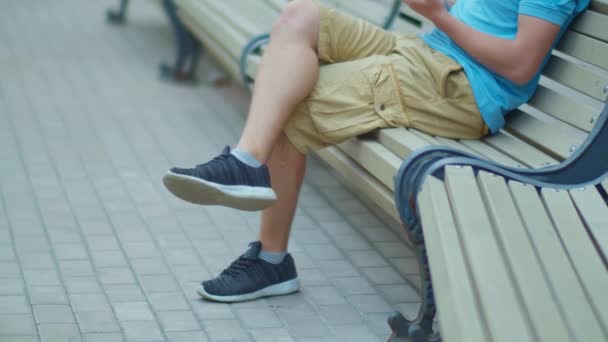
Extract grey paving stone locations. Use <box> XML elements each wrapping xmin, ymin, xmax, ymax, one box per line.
<box><xmin>172</xmin><ymin>265</ymin><xmax>210</xmax><ymax>284</ymax></box>
<box><xmin>317</xmin><ymin>304</ymin><xmax>364</xmax><ymax>325</ymax></box>
<box><xmin>54</xmin><ymin>243</ymin><xmax>88</xmax><ymax>260</ymax></box>
<box><xmin>0</xmin><ymin>336</ymin><xmax>39</xmax><ymax>342</ymax></box>
<box><xmin>113</xmin><ymin>302</ymin><xmax>155</xmax><ymax>321</ymax></box>
<box><xmin>235</xmin><ymin>308</ymin><xmax>283</xmax><ymax>329</ymax></box>
<box><xmin>292</xmin><ymin>229</ymin><xmax>331</xmax><ymax>244</ymax></box>
<box><xmin>0</xmin><ymin>295</ymin><xmax>29</xmax><ymax>314</ymax></box>
<box><xmin>331</xmin><ymin>277</ymin><xmax>376</xmax><ymax>295</ymax></box>
<box><xmin>84</xmin><ymin>235</ymin><xmax>120</xmax><ymax>251</ymax></box>
<box><xmin>91</xmin><ymin>251</ymin><xmax>128</xmax><ymax>268</ymax></box>
<box><xmin>249</xmin><ymin>328</ymin><xmax>295</xmax><ymax>342</ymax></box>
<box><xmin>0</xmin><ymin>245</ymin><xmax>15</xmax><ymax>261</ymax></box>
<box><xmin>0</xmin><ymin>277</ymin><xmax>24</xmax><ymax>295</ymax></box>
<box><xmin>23</xmin><ymin>269</ymin><xmax>61</xmax><ymax>286</ymax></box>
<box><xmin>361</xmin><ymin>267</ymin><xmax>405</xmax><ymax>285</ymax></box>
<box><xmin>0</xmin><ymin>261</ymin><xmax>21</xmax><ymax>277</ymax></box>
<box><xmin>121</xmin><ymin>321</ymin><xmax>164</xmax><ymax>342</ymax></box>
<box><xmin>302</xmin><ymin>286</ymin><xmax>347</xmax><ymax>306</ymax></box>
<box><xmin>301</xmin><ymin>244</ymin><xmax>343</xmax><ymax>261</ymax></box>
<box><xmin>317</xmin><ymin>260</ymin><xmax>359</xmax><ymax>278</ymax></box>
<box><xmin>192</xmin><ymin>301</ymin><xmax>235</xmax><ymax>320</ymax></box>
<box><xmin>280</xmin><ymin>311</ymin><xmax>331</xmax><ymax>339</ymax></box>
<box><xmin>298</xmin><ymin>268</ymin><xmax>331</xmax><ymax>287</ymax></box>
<box><xmin>130</xmin><ymin>258</ymin><xmax>169</xmax><ymax>275</ymax></box>
<box><xmin>121</xmin><ymin>242</ymin><xmax>159</xmax><ymax>259</ymax></box>
<box><xmin>19</xmin><ymin>253</ymin><xmax>55</xmax><ymax>269</ymax></box>
<box><xmin>374</xmin><ymin>241</ymin><xmax>414</xmax><ymax>258</ymax></box>
<box><xmin>347</xmin><ymin>295</ymin><xmax>393</xmax><ymax>314</ymax></box>
<box><xmin>347</xmin><ymin>250</ymin><xmax>389</xmax><ymax>268</ymax></box>
<box><xmin>148</xmin><ymin>292</ymin><xmax>190</xmax><ymax>312</ymax></box>
<box><xmin>0</xmin><ymin>314</ymin><xmax>36</xmax><ymax>335</ymax></box>
<box><xmin>64</xmin><ymin>277</ymin><xmax>103</xmax><ymax>294</ymax></box>
<box><xmin>166</xmin><ymin>331</ymin><xmax>210</xmax><ymax>342</ymax></box>
<box><xmin>28</xmin><ymin>286</ymin><xmax>68</xmax><ymax>305</ymax></box>
<box><xmin>33</xmin><ymin>305</ymin><xmax>76</xmax><ymax>324</ymax></box>
<box><xmin>75</xmin><ymin>310</ymin><xmax>120</xmax><ymax>333</ymax></box>
<box><xmin>59</xmin><ymin>260</ymin><xmax>95</xmax><ymax>277</ymax></box>
<box><xmin>69</xmin><ymin>293</ymin><xmax>111</xmax><ymax>312</ymax></box>
<box><xmin>38</xmin><ymin>324</ymin><xmax>82</xmax><ymax>342</ymax></box>
<box><xmin>104</xmin><ymin>284</ymin><xmax>146</xmax><ymax>303</ymax></box>
<box><xmin>203</xmin><ymin>320</ymin><xmax>248</xmax><ymax>341</ymax></box>
<box><xmin>138</xmin><ymin>274</ymin><xmax>179</xmax><ymax>293</ymax></box>
<box><xmin>331</xmin><ymin>324</ymin><xmax>381</xmax><ymax>342</ymax></box>
<box><xmin>376</xmin><ymin>284</ymin><xmax>420</xmax><ymax>304</ymax></box>
<box><xmin>83</xmin><ymin>333</ymin><xmax>125</xmax><ymax>342</ymax></box>
<box><xmin>98</xmin><ymin>268</ymin><xmax>136</xmax><ymax>285</ymax></box>
<box><xmin>319</xmin><ymin>222</ymin><xmax>355</xmax><ymax>237</ymax></box>
<box><xmin>164</xmin><ymin>249</ymin><xmax>200</xmax><ymax>266</ymax></box>
<box><xmin>157</xmin><ymin>310</ymin><xmax>201</xmax><ymax>332</ymax></box>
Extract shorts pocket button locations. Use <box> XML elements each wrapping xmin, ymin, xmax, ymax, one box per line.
<box><xmin>379</xmin><ymin>104</ymin><xmax>386</xmax><ymax>111</ymax></box>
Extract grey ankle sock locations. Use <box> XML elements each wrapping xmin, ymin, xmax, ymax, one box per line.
<box><xmin>259</xmin><ymin>250</ymin><xmax>288</xmax><ymax>265</ymax></box>
<box><xmin>231</xmin><ymin>148</ymin><xmax>262</xmax><ymax>167</ymax></box>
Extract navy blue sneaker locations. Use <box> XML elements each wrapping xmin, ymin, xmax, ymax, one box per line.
<box><xmin>198</xmin><ymin>242</ymin><xmax>300</xmax><ymax>302</ymax></box>
<box><xmin>163</xmin><ymin>146</ymin><xmax>277</xmax><ymax>211</ymax></box>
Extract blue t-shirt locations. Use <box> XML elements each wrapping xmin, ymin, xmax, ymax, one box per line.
<box><xmin>422</xmin><ymin>0</ymin><xmax>589</xmax><ymax>134</ymax></box>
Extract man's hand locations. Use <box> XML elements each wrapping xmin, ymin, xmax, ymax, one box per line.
<box><xmin>403</xmin><ymin>0</ymin><xmax>449</xmax><ymax>22</ymax></box>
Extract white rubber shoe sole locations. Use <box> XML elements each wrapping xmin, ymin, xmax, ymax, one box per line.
<box><xmin>163</xmin><ymin>171</ymin><xmax>277</xmax><ymax>211</ymax></box>
<box><xmin>197</xmin><ymin>278</ymin><xmax>300</xmax><ymax>303</ymax></box>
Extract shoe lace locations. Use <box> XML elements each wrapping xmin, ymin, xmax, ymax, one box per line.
<box><xmin>221</xmin><ymin>256</ymin><xmax>257</xmax><ymax>278</ymax></box>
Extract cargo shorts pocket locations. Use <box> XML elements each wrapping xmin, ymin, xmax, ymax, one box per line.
<box><xmin>309</xmin><ymin>62</ymin><xmax>406</xmax><ymax>144</ymax></box>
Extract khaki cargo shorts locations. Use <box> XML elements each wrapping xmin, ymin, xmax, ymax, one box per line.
<box><xmin>284</xmin><ymin>2</ymin><xmax>489</xmax><ymax>154</ymax></box>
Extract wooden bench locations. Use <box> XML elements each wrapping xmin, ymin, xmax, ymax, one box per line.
<box><xmin>126</xmin><ymin>0</ymin><xmax>608</xmax><ymax>340</ymax></box>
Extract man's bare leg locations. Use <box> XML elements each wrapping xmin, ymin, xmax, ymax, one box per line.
<box><xmin>236</xmin><ymin>0</ymin><xmax>321</xmax><ymax>163</ymax></box>
<box><xmin>258</xmin><ymin>135</ymin><xmax>307</xmax><ymax>252</ymax></box>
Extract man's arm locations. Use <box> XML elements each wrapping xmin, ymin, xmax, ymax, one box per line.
<box><xmin>405</xmin><ymin>0</ymin><xmax>561</xmax><ymax>85</ymax></box>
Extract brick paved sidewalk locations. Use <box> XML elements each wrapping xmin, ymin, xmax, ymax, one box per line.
<box><xmin>0</xmin><ymin>1</ymin><xmax>420</xmax><ymax>341</ymax></box>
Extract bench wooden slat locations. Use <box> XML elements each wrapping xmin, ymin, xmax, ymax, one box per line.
<box><xmin>483</xmin><ymin>132</ymin><xmax>559</xmax><ymax>168</ymax></box>
<box><xmin>571</xmin><ymin>10</ymin><xmax>608</xmax><ymax>43</ymax></box>
<box><xmin>315</xmin><ymin>146</ymin><xmax>400</xmax><ymax>223</ymax></box>
<box><xmin>541</xmin><ymin>188</ymin><xmax>608</xmax><ymax>333</ymax></box>
<box><xmin>418</xmin><ymin>177</ymin><xmax>489</xmax><ymax>342</ymax></box>
<box><xmin>477</xmin><ymin>174</ymin><xmax>571</xmax><ymax>342</ymax></box>
<box><xmin>375</xmin><ymin>128</ymin><xmax>431</xmax><ymax>158</ymax></box>
<box><xmin>505</xmin><ymin>110</ymin><xmax>587</xmax><ymax>160</ymax></box>
<box><xmin>534</xmin><ymin>188</ymin><xmax>607</xmax><ymax>341</ymax></box>
<box><xmin>543</xmin><ymin>56</ymin><xmax>608</xmax><ymax>102</ymax></box>
<box><xmin>526</xmin><ymin>86</ymin><xmax>600</xmax><ymax>132</ymax></box>
<box><xmin>557</xmin><ymin>30</ymin><xmax>608</xmax><ymax>70</ymax></box>
<box><xmin>569</xmin><ymin>187</ymin><xmax>608</xmax><ymax>260</ymax></box>
<box><xmin>602</xmin><ymin>180</ymin><xmax>608</xmax><ymax>192</ymax></box>
<box><xmin>178</xmin><ymin>0</ymin><xmax>247</xmax><ymax>60</ymax></box>
<box><xmin>444</xmin><ymin>166</ymin><xmax>535</xmax><ymax>342</ymax></box>
<box><xmin>338</xmin><ymin>138</ymin><xmax>402</xmax><ymax>191</ymax></box>
<box><xmin>410</xmin><ymin>130</ymin><xmax>480</xmax><ymax>157</ymax></box>
<box><xmin>204</xmin><ymin>0</ymin><xmax>272</xmax><ymax>38</ymax></box>
<box><xmin>178</xmin><ymin>11</ymin><xmax>242</xmax><ymax>80</ymax></box>
<box><xmin>459</xmin><ymin>140</ymin><xmax>526</xmax><ymax>168</ymax></box>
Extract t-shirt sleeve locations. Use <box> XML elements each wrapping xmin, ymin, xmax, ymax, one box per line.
<box><xmin>518</xmin><ymin>0</ymin><xmax>577</xmax><ymax>26</ymax></box>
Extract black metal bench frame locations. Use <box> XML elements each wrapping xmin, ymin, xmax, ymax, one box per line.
<box><xmin>388</xmin><ymin>100</ymin><xmax>608</xmax><ymax>342</ymax></box>
<box><xmin>106</xmin><ymin>0</ymin><xmax>202</xmax><ymax>82</ymax></box>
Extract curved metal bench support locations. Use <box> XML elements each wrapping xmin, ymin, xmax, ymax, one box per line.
<box><xmin>106</xmin><ymin>0</ymin><xmax>130</xmax><ymax>25</ymax></box>
<box><xmin>159</xmin><ymin>0</ymin><xmax>202</xmax><ymax>83</ymax></box>
<box><xmin>240</xmin><ymin>34</ymin><xmax>271</xmax><ymax>90</ymax></box>
<box><xmin>382</xmin><ymin>0</ymin><xmax>402</xmax><ymax>30</ymax></box>
<box><xmin>389</xmin><ymin>101</ymin><xmax>608</xmax><ymax>341</ymax></box>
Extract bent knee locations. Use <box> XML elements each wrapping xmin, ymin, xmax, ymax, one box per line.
<box><xmin>271</xmin><ymin>0</ymin><xmax>320</xmax><ymax>45</ymax></box>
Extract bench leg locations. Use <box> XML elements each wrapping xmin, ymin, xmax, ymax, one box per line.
<box><xmin>106</xmin><ymin>0</ymin><xmax>130</xmax><ymax>25</ymax></box>
<box><xmin>159</xmin><ymin>0</ymin><xmax>201</xmax><ymax>83</ymax></box>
